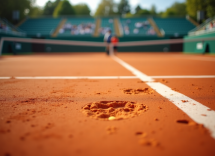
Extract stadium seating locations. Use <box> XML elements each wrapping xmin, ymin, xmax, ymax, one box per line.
<box><xmin>188</xmin><ymin>17</ymin><xmax>215</xmax><ymax>36</ymax></box>
<box><xmin>0</xmin><ymin>18</ymin><xmax>26</xmax><ymax>36</ymax></box>
<box><xmin>99</xmin><ymin>18</ymin><xmax>115</xmax><ymax>35</ymax></box>
<box><xmin>153</xmin><ymin>17</ymin><xmax>195</xmax><ymax>36</ymax></box>
<box><xmin>16</xmin><ymin>17</ymin><xmax>196</xmax><ymax>38</ymax></box>
<box><xmin>19</xmin><ymin>18</ymin><xmax>62</xmax><ymax>36</ymax></box>
<box><xmin>58</xmin><ymin>18</ymin><xmax>95</xmax><ymax>36</ymax></box>
<box><xmin>120</xmin><ymin>18</ymin><xmax>156</xmax><ymax>36</ymax></box>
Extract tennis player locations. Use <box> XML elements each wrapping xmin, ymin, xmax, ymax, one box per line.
<box><xmin>104</xmin><ymin>29</ymin><xmax>112</xmax><ymax>55</ymax></box>
<box><xmin>111</xmin><ymin>35</ymin><xmax>119</xmax><ymax>55</ymax></box>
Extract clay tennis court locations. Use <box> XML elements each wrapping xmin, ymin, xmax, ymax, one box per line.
<box><xmin>0</xmin><ymin>52</ymin><xmax>215</xmax><ymax>156</ymax></box>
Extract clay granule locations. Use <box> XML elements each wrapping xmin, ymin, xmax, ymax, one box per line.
<box><xmin>81</xmin><ymin>101</ymin><xmax>148</xmax><ymax>120</ymax></box>
<box><xmin>123</xmin><ymin>88</ymin><xmax>154</xmax><ymax>95</ymax></box>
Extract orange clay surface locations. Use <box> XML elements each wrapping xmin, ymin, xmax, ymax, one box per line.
<box><xmin>0</xmin><ymin>52</ymin><xmax>215</xmax><ymax>156</ymax></box>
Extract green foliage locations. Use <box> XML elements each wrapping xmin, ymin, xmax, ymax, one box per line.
<box><xmin>150</xmin><ymin>5</ymin><xmax>157</xmax><ymax>15</ymax></box>
<box><xmin>124</xmin><ymin>12</ymin><xmax>134</xmax><ymax>18</ymax></box>
<box><xmin>118</xmin><ymin>0</ymin><xmax>130</xmax><ymax>15</ymax></box>
<box><xmin>161</xmin><ymin>2</ymin><xmax>186</xmax><ymax>17</ymax></box>
<box><xmin>206</xmin><ymin>0</ymin><xmax>215</xmax><ymax>18</ymax></box>
<box><xmin>43</xmin><ymin>0</ymin><xmax>60</xmax><ymax>16</ymax></box>
<box><xmin>186</xmin><ymin>0</ymin><xmax>215</xmax><ymax>19</ymax></box>
<box><xmin>135</xmin><ymin>5</ymin><xmax>142</xmax><ymax>14</ymax></box>
<box><xmin>28</xmin><ymin>6</ymin><xmax>43</xmax><ymax>17</ymax></box>
<box><xmin>0</xmin><ymin>0</ymin><xmax>35</xmax><ymax>23</ymax></box>
<box><xmin>94</xmin><ymin>0</ymin><xmax>117</xmax><ymax>16</ymax></box>
<box><xmin>53</xmin><ymin>0</ymin><xmax>75</xmax><ymax>17</ymax></box>
<box><xmin>186</xmin><ymin>0</ymin><xmax>206</xmax><ymax>19</ymax></box>
<box><xmin>136</xmin><ymin>9</ymin><xmax>151</xmax><ymax>16</ymax></box>
<box><xmin>73</xmin><ymin>3</ymin><xmax>91</xmax><ymax>16</ymax></box>
<box><xmin>134</xmin><ymin>4</ymin><xmax>157</xmax><ymax>16</ymax></box>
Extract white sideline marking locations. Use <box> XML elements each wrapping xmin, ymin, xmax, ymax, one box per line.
<box><xmin>147</xmin><ymin>82</ymin><xmax>215</xmax><ymax>139</ymax></box>
<box><xmin>112</xmin><ymin>56</ymin><xmax>215</xmax><ymax>139</ymax></box>
<box><xmin>0</xmin><ymin>77</ymin><xmax>10</xmax><ymax>79</ymax></box>
<box><xmin>112</xmin><ymin>56</ymin><xmax>154</xmax><ymax>82</ymax></box>
<box><xmin>0</xmin><ymin>76</ymin><xmax>138</xmax><ymax>80</ymax></box>
<box><xmin>150</xmin><ymin>75</ymin><xmax>215</xmax><ymax>79</ymax></box>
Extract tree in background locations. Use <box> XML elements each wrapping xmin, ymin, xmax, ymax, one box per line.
<box><xmin>150</xmin><ymin>5</ymin><xmax>157</xmax><ymax>16</ymax></box>
<box><xmin>206</xmin><ymin>0</ymin><xmax>215</xmax><ymax>18</ymax></box>
<box><xmin>43</xmin><ymin>0</ymin><xmax>61</xmax><ymax>16</ymax></box>
<box><xmin>186</xmin><ymin>0</ymin><xmax>215</xmax><ymax>20</ymax></box>
<box><xmin>73</xmin><ymin>3</ymin><xmax>91</xmax><ymax>16</ymax></box>
<box><xmin>118</xmin><ymin>0</ymin><xmax>130</xmax><ymax>16</ymax></box>
<box><xmin>161</xmin><ymin>2</ymin><xmax>186</xmax><ymax>17</ymax></box>
<box><xmin>53</xmin><ymin>0</ymin><xmax>75</xmax><ymax>17</ymax></box>
<box><xmin>136</xmin><ymin>9</ymin><xmax>151</xmax><ymax>16</ymax></box>
<box><xmin>28</xmin><ymin>6</ymin><xmax>43</xmax><ymax>17</ymax></box>
<box><xmin>94</xmin><ymin>0</ymin><xmax>117</xmax><ymax>16</ymax></box>
<box><xmin>0</xmin><ymin>0</ymin><xmax>35</xmax><ymax>24</ymax></box>
<box><xmin>134</xmin><ymin>5</ymin><xmax>156</xmax><ymax>16</ymax></box>
<box><xmin>135</xmin><ymin>5</ymin><xmax>142</xmax><ymax>14</ymax></box>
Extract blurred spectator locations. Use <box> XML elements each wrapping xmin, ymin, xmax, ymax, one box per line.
<box><xmin>99</xmin><ymin>19</ymin><xmax>114</xmax><ymax>35</ymax></box>
<box><xmin>122</xmin><ymin>20</ymin><xmax>155</xmax><ymax>36</ymax></box>
<box><xmin>60</xmin><ymin>22</ymin><xmax>95</xmax><ymax>35</ymax></box>
<box><xmin>124</xmin><ymin>25</ymin><xmax>130</xmax><ymax>34</ymax></box>
<box><xmin>135</xmin><ymin>22</ymin><xmax>142</xmax><ymax>28</ymax></box>
<box><xmin>0</xmin><ymin>20</ymin><xmax>11</xmax><ymax>32</ymax></box>
<box><xmin>109</xmin><ymin>19</ymin><xmax>113</xmax><ymax>23</ymax></box>
<box><xmin>209</xmin><ymin>22</ymin><xmax>213</xmax><ymax>30</ymax></box>
<box><xmin>133</xmin><ymin>28</ymin><xmax>139</xmax><ymax>34</ymax></box>
<box><xmin>99</xmin><ymin>27</ymin><xmax>111</xmax><ymax>35</ymax></box>
<box><xmin>147</xmin><ymin>28</ymin><xmax>156</xmax><ymax>35</ymax></box>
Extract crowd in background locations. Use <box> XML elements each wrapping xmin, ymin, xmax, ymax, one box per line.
<box><xmin>99</xmin><ymin>27</ymin><xmax>112</xmax><ymax>35</ymax></box>
<box><xmin>202</xmin><ymin>19</ymin><xmax>215</xmax><ymax>31</ymax></box>
<box><xmin>123</xmin><ymin>19</ymin><xmax>156</xmax><ymax>35</ymax></box>
<box><xmin>0</xmin><ymin>20</ymin><xmax>12</xmax><ymax>32</ymax></box>
<box><xmin>99</xmin><ymin>19</ymin><xmax>113</xmax><ymax>35</ymax></box>
<box><xmin>59</xmin><ymin>22</ymin><xmax>95</xmax><ymax>35</ymax></box>
<box><xmin>206</xmin><ymin>20</ymin><xmax>215</xmax><ymax>30</ymax></box>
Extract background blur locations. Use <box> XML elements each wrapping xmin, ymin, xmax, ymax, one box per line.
<box><xmin>0</xmin><ymin>0</ymin><xmax>215</xmax><ymax>24</ymax></box>
<box><xmin>0</xmin><ymin>0</ymin><xmax>215</xmax><ymax>54</ymax></box>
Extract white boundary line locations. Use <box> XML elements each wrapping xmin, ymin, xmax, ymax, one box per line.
<box><xmin>112</xmin><ymin>57</ymin><xmax>154</xmax><ymax>82</ymax></box>
<box><xmin>150</xmin><ymin>75</ymin><xmax>215</xmax><ymax>79</ymax></box>
<box><xmin>112</xmin><ymin>55</ymin><xmax>215</xmax><ymax>139</ymax></box>
<box><xmin>0</xmin><ymin>76</ymin><xmax>138</xmax><ymax>80</ymax></box>
<box><xmin>0</xmin><ymin>77</ymin><xmax>11</xmax><ymax>79</ymax></box>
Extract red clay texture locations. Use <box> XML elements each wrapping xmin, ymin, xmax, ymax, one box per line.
<box><xmin>0</xmin><ymin>53</ymin><xmax>215</xmax><ymax>156</ymax></box>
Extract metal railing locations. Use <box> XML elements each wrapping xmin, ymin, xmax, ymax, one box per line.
<box><xmin>188</xmin><ymin>16</ymin><xmax>215</xmax><ymax>36</ymax></box>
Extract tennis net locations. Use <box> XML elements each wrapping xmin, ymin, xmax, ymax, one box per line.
<box><xmin>0</xmin><ymin>36</ymin><xmax>215</xmax><ymax>55</ymax></box>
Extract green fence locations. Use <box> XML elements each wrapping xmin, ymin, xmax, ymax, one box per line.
<box><xmin>184</xmin><ymin>31</ymin><xmax>215</xmax><ymax>54</ymax></box>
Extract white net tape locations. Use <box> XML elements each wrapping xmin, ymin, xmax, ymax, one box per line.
<box><xmin>1</xmin><ymin>37</ymin><xmax>215</xmax><ymax>55</ymax></box>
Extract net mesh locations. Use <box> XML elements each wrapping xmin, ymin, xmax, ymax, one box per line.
<box><xmin>0</xmin><ymin>37</ymin><xmax>215</xmax><ymax>55</ymax></box>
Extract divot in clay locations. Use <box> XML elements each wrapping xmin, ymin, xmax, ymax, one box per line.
<box><xmin>81</xmin><ymin>101</ymin><xmax>149</xmax><ymax>120</ymax></box>
<box><xmin>123</xmin><ymin>88</ymin><xmax>154</xmax><ymax>95</ymax></box>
